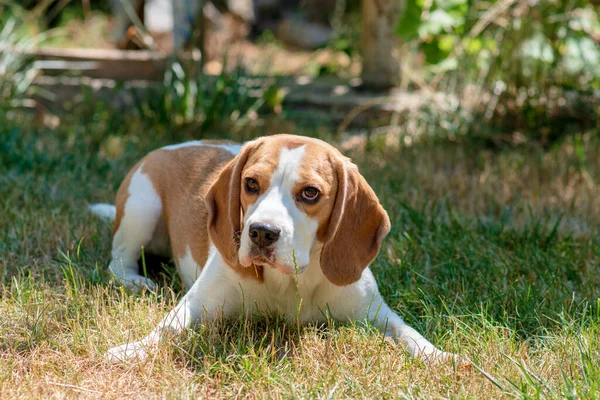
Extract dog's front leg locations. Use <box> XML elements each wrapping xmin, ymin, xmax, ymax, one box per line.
<box><xmin>345</xmin><ymin>271</ymin><xmax>466</xmax><ymax>364</ymax></box>
<box><xmin>367</xmin><ymin>297</ymin><xmax>467</xmax><ymax>364</ymax></box>
<box><xmin>105</xmin><ymin>251</ymin><xmax>241</xmax><ymax>363</ymax></box>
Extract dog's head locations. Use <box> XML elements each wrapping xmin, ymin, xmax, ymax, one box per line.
<box><xmin>205</xmin><ymin>135</ymin><xmax>390</xmax><ymax>286</ymax></box>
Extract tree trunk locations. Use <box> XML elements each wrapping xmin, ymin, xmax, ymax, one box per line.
<box><xmin>360</xmin><ymin>0</ymin><xmax>404</xmax><ymax>90</ymax></box>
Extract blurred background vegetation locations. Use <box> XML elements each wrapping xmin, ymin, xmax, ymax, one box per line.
<box><xmin>0</xmin><ymin>0</ymin><xmax>599</xmax><ymax>147</ymax></box>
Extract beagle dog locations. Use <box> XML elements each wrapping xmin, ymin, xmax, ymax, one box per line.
<box><xmin>90</xmin><ymin>134</ymin><xmax>461</xmax><ymax>364</ymax></box>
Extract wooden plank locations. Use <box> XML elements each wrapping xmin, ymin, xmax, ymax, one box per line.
<box><xmin>0</xmin><ymin>46</ymin><xmax>201</xmax><ymax>81</ymax></box>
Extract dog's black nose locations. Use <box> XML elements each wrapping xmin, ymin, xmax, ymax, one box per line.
<box><xmin>249</xmin><ymin>223</ymin><xmax>280</xmax><ymax>248</ymax></box>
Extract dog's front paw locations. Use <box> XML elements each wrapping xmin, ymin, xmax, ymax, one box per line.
<box><xmin>105</xmin><ymin>340</ymin><xmax>153</xmax><ymax>363</ymax></box>
<box><xmin>440</xmin><ymin>352</ymin><xmax>472</xmax><ymax>368</ymax></box>
<box><xmin>420</xmin><ymin>350</ymin><xmax>471</xmax><ymax>368</ymax></box>
<box><xmin>121</xmin><ymin>275</ymin><xmax>157</xmax><ymax>293</ymax></box>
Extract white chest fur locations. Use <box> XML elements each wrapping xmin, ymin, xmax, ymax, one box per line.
<box><xmin>260</xmin><ymin>250</ymin><xmax>331</xmax><ymax>323</ymax></box>
<box><xmin>201</xmin><ymin>245</ymin><xmax>379</xmax><ymax>325</ymax></box>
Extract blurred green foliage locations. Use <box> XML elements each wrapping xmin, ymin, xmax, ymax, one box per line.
<box><xmin>2</xmin><ymin>0</ymin><xmax>599</xmax><ymax>145</ymax></box>
<box><xmin>397</xmin><ymin>0</ymin><xmax>600</xmax><ymax>86</ymax></box>
<box><xmin>396</xmin><ymin>0</ymin><xmax>600</xmax><ymax>143</ymax></box>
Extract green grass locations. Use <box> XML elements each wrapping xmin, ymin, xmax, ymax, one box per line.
<box><xmin>1</xmin><ymin>102</ymin><xmax>600</xmax><ymax>398</ymax></box>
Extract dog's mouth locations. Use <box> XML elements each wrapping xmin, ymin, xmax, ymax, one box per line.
<box><xmin>240</xmin><ymin>248</ymin><xmax>293</xmax><ymax>275</ymax></box>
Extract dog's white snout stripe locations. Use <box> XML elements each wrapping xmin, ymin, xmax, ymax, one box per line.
<box><xmin>239</xmin><ymin>145</ymin><xmax>318</xmax><ymax>272</ymax></box>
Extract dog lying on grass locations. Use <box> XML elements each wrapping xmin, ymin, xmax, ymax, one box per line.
<box><xmin>90</xmin><ymin>134</ymin><xmax>466</xmax><ymax>365</ymax></box>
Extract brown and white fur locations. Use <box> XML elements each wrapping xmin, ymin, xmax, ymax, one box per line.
<box><xmin>90</xmin><ymin>135</ymin><xmax>463</xmax><ymax>364</ymax></box>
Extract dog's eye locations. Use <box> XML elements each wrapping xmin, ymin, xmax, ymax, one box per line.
<box><xmin>245</xmin><ymin>178</ymin><xmax>259</xmax><ymax>193</ymax></box>
<box><xmin>300</xmin><ymin>186</ymin><xmax>320</xmax><ymax>202</ymax></box>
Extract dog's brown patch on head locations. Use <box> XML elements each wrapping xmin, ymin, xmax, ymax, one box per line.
<box><xmin>293</xmin><ymin>144</ymin><xmax>338</xmax><ymax>239</ymax></box>
<box><xmin>238</xmin><ymin>136</ymin><xmax>338</xmax><ymax>223</ymax></box>
<box><xmin>238</xmin><ymin>142</ymin><xmax>281</xmax><ymax>213</ymax></box>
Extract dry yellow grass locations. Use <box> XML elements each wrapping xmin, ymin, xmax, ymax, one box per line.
<box><xmin>1</xmin><ymin>280</ymin><xmax>597</xmax><ymax>398</ymax></box>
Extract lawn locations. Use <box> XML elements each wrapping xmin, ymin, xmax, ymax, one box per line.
<box><xmin>1</xmin><ymin>104</ymin><xmax>599</xmax><ymax>398</ymax></box>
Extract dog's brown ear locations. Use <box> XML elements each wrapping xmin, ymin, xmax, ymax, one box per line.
<box><xmin>205</xmin><ymin>141</ymin><xmax>260</xmax><ymax>268</ymax></box>
<box><xmin>320</xmin><ymin>157</ymin><xmax>391</xmax><ymax>286</ymax></box>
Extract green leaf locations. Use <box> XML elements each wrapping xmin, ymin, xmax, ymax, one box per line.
<box><xmin>396</xmin><ymin>0</ymin><xmax>424</xmax><ymax>39</ymax></box>
<box><xmin>463</xmin><ymin>37</ymin><xmax>482</xmax><ymax>54</ymax></box>
<box><xmin>438</xmin><ymin>34</ymin><xmax>457</xmax><ymax>53</ymax></box>
<box><xmin>422</xmin><ymin>40</ymin><xmax>451</xmax><ymax>64</ymax></box>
